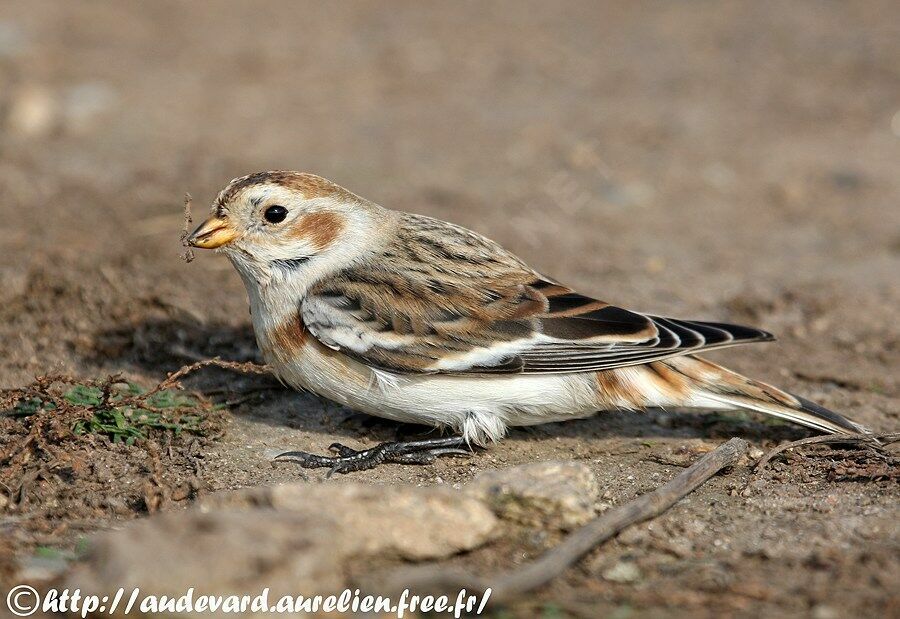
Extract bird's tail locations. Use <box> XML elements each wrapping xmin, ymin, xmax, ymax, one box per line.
<box><xmin>656</xmin><ymin>355</ymin><xmax>867</xmax><ymax>435</ymax></box>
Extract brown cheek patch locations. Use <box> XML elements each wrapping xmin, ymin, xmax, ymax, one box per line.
<box><xmin>290</xmin><ymin>212</ymin><xmax>346</xmax><ymax>251</ymax></box>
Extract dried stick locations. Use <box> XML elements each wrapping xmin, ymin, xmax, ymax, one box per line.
<box><xmin>143</xmin><ymin>358</ymin><xmax>270</xmax><ymax>398</ymax></box>
<box><xmin>389</xmin><ymin>437</ymin><xmax>748</xmax><ymax>603</ymax></box>
<box><xmin>754</xmin><ymin>432</ymin><xmax>900</xmax><ymax>471</ymax></box>
<box><xmin>180</xmin><ymin>192</ymin><xmax>195</xmax><ymax>263</ymax></box>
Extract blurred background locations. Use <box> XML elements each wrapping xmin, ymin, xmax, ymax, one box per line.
<box><xmin>2</xmin><ymin>0</ymin><xmax>898</xmax><ymax>392</ymax></box>
<box><xmin>2</xmin><ymin>1</ymin><xmax>899</xmax><ymax>349</ymax></box>
<box><xmin>0</xmin><ymin>2</ymin><xmax>898</xmax><ymax>614</ymax></box>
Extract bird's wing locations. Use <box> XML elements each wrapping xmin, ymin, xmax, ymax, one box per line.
<box><xmin>299</xmin><ymin>211</ymin><xmax>772</xmax><ymax>375</ymax></box>
<box><xmin>300</xmin><ymin>267</ymin><xmax>774</xmax><ymax>375</ymax></box>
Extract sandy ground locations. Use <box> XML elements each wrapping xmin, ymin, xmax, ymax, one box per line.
<box><xmin>1</xmin><ymin>1</ymin><xmax>898</xmax><ymax>617</ymax></box>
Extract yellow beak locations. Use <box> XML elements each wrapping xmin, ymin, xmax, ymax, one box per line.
<box><xmin>187</xmin><ymin>216</ymin><xmax>237</xmax><ymax>249</ymax></box>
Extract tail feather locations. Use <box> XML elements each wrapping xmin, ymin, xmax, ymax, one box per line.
<box><xmin>663</xmin><ymin>356</ymin><xmax>868</xmax><ymax>435</ymax></box>
<box><xmin>700</xmin><ymin>391</ymin><xmax>866</xmax><ymax>435</ymax></box>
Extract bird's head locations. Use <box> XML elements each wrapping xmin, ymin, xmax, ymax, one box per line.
<box><xmin>188</xmin><ymin>171</ymin><xmax>383</xmax><ymax>285</ymax></box>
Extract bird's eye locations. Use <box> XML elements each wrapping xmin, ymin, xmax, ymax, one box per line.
<box><xmin>264</xmin><ymin>205</ymin><xmax>288</xmax><ymax>224</ymax></box>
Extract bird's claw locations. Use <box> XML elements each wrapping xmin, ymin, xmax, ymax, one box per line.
<box><xmin>275</xmin><ymin>437</ymin><xmax>471</xmax><ymax>475</ymax></box>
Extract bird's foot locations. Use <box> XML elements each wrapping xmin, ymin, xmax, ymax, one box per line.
<box><xmin>274</xmin><ymin>436</ymin><xmax>471</xmax><ymax>476</ymax></box>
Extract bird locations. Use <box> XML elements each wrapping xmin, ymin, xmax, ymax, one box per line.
<box><xmin>187</xmin><ymin>171</ymin><xmax>867</xmax><ymax>474</ymax></box>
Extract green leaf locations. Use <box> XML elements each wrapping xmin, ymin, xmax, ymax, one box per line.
<box><xmin>64</xmin><ymin>385</ymin><xmax>103</xmax><ymax>406</ymax></box>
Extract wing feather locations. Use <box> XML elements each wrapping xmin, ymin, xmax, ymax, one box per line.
<box><xmin>299</xmin><ymin>213</ymin><xmax>774</xmax><ymax>375</ymax></box>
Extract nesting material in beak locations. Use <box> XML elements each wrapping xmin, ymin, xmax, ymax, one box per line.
<box><xmin>187</xmin><ymin>216</ymin><xmax>237</xmax><ymax>248</ymax></box>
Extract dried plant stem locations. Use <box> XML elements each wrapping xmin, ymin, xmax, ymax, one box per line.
<box><xmin>145</xmin><ymin>358</ymin><xmax>270</xmax><ymax>398</ymax></box>
<box><xmin>754</xmin><ymin>432</ymin><xmax>900</xmax><ymax>471</ymax></box>
<box><xmin>180</xmin><ymin>192</ymin><xmax>195</xmax><ymax>263</ymax></box>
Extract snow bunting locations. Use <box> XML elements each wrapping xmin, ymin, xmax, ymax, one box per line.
<box><xmin>188</xmin><ymin>171</ymin><xmax>866</xmax><ymax>473</ymax></box>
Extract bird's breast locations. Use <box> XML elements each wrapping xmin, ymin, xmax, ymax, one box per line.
<box><xmin>255</xmin><ymin>308</ymin><xmax>376</xmax><ymax>401</ymax></box>
<box><xmin>257</xmin><ymin>311</ymin><xmax>309</xmax><ymax>365</ymax></box>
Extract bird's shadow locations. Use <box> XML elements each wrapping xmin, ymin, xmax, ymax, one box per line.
<box><xmin>89</xmin><ymin>316</ymin><xmax>810</xmax><ymax>446</ymax></box>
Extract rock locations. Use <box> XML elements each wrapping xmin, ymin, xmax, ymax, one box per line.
<box><xmin>748</xmin><ymin>446</ymin><xmax>765</xmax><ymax>460</ymax></box>
<box><xmin>465</xmin><ymin>461</ymin><xmax>598</xmax><ymax>530</ymax></box>
<box><xmin>65</xmin><ymin>509</ymin><xmax>346</xmax><ymax>604</ymax></box>
<box><xmin>202</xmin><ymin>482</ymin><xmax>500</xmax><ymax>561</ymax></box>
<box><xmin>65</xmin><ymin>482</ymin><xmax>499</xmax><ymax>611</ymax></box>
<box><xmin>602</xmin><ymin>560</ymin><xmax>642</xmax><ymax>583</ymax></box>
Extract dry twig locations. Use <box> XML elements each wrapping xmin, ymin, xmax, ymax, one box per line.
<box><xmin>388</xmin><ymin>437</ymin><xmax>748</xmax><ymax>604</ymax></box>
<box><xmin>179</xmin><ymin>192</ymin><xmax>195</xmax><ymax>263</ymax></box>
<box><xmin>144</xmin><ymin>357</ymin><xmax>269</xmax><ymax>397</ymax></box>
<box><xmin>754</xmin><ymin>432</ymin><xmax>900</xmax><ymax>471</ymax></box>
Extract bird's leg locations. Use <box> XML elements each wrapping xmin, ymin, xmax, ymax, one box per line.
<box><xmin>274</xmin><ymin>436</ymin><xmax>472</xmax><ymax>476</ymax></box>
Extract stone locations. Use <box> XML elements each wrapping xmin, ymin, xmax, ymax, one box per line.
<box><xmin>65</xmin><ymin>509</ymin><xmax>346</xmax><ymax>604</ymax></box>
<box><xmin>465</xmin><ymin>461</ymin><xmax>599</xmax><ymax>530</ymax></box>
<box><xmin>202</xmin><ymin>482</ymin><xmax>500</xmax><ymax>560</ymax></box>
<box><xmin>602</xmin><ymin>561</ymin><xmax>642</xmax><ymax>583</ymax></box>
<box><xmin>65</xmin><ymin>482</ymin><xmax>500</xmax><ymax>612</ymax></box>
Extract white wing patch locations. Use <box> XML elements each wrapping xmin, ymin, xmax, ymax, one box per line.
<box><xmin>426</xmin><ymin>338</ymin><xmax>533</xmax><ymax>372</ymax></box>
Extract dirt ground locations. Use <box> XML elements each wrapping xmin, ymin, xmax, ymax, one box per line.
<box><xmin>1</xmin><ymin>1</ymin><xmax>898</xmax><ymax>617</ymax></box>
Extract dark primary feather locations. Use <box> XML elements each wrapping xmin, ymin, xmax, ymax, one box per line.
<box><xmin>300</xmin><ymin>213</ymin><xmax>774</xmax><ymax>375</ymax></box>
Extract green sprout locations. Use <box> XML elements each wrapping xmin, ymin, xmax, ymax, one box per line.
<box><xmin>9</xmin><ymin>381</ymin><xmax>207</xmax><ymax>445</ymax></box>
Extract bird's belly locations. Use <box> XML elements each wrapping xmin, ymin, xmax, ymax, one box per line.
<box><xmin>267</xmin><ymin>336</ymin><xmax>602</xmax><ymax>443</ymax></box>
